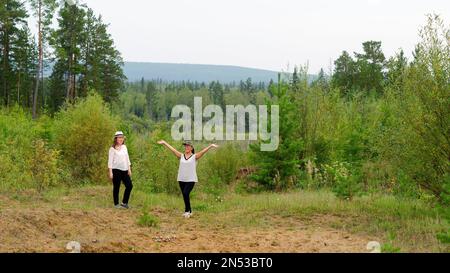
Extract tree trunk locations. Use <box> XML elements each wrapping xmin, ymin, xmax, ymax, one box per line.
<box><xmin>2</xmin><ymin>24</ymin><xmax>9</xmax><ymax>106</ymax></box>
<box><xmin>41</xmin><ymin>58</ymin><xmax>45</xmax><ymax>108</ymax></box>
<box><xmin>32</xmin><ymin>0</ymin><xmax>42</xmax><ymax>119</ymax></box>
<box><xmin>66</xmin><ymin>55</ymin><xmax>72</xmax><ymax>100</ymax></box>
<box><xmin>17</xmin><ymin>70</ymin><xmax>20</xmax><ymax>104</ymax></box>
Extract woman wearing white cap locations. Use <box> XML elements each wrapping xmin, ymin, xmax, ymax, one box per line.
<box><xmin>157</xmin><ymin>140</ymin><xmax>218</xmax><ymax>218</ymax></box>
<box><xmin>108</xmin><ymin>131</ymin><xmax>133</xmax><ymax>209</ymax></box>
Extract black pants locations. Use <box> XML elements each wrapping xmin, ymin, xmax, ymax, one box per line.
<box><xmin>178</xmin><ymin>181</ymin><xmax>195</xmax><ymax>213</ymax></box>
<box><xmin>112</xmin><ymin>169</ymin><xmax>133</xmax><ymax>205</ymax></box>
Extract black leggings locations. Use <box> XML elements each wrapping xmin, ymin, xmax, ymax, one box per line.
<box><xmin>112</xmin><ymin>169</ymin><xmax>133</xmax><ymax>205</ymax></box>
<box><xmin>178</xmin><ymin>182</ymin><xmax>195</xmax><ymax>213</ymax></box>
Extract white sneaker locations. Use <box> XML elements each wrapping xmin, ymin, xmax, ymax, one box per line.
<box><xmin>182</xmin><ymin>212</ymin><xmax>191</xmax><ymax>218</ymax></box>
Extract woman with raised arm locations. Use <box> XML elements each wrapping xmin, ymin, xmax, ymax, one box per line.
<box><xmin>157</xmin><ymin>140</ymin><xmax>218</xmax><ymax>218</ymax></box>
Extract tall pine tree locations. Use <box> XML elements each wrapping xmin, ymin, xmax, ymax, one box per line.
<box><xmin>250</xmin><ymin>74</ymin><xmax>302</xmax><ymax>191</ymax></box>
<box><xmin>49</xmin><ymin>4</ymin><xmax>125</xmax><ymax>112</ymax></box>
<box><xmin>29</xmin><ymin>0</ymin><xmax>57</xmax><ymax>118</ymax></box>
<box><xmin>0</xmin><ymin>0</ymin><xmax>29</xmax><ymax>106</ymax></box>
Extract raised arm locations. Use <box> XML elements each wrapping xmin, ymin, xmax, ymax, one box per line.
<box><xmin>196</xmin><ymin>144</ymin><xmax>219</xmax><ymax>160</ymax></box>
<box><xmin>157</xmin><ymin>140</ymin><xmax>182</xmax><ymax>158</ymax></box>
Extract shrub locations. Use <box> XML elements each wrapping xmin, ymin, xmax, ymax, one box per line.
<box><xmin>198</xmin><ymin>175</ymin><xmax>224</xmax><ymax>197</ymax></box>
<box><xmin>130</xmin><ymin>126</ymin><xmax>180</xmax><ymax>194</ymax></box>
<box><xmin>378</xmin><ymin>15</ymin><xmax>449</xmax><ymax>201</ymax></box>
<box><xmin>29</xmin><ymin>140</ymin><xmax>60</xmax><ymax>192</ymax></box>
<box><xmin>0</xmin><ymin>106</ymin><xmax>51</xmax><ymax>191</ymax></box>
<box><xmin>53</xmin><ymin>92</ymin><xmax>118</xmax><ymax>184</ymax></box>
<box><xmin>198</xmin><ymin>143</ymin><xmax>243</xmax><ymax>185</ymax></box>
<box><xmin>322</xmin><ymin>161</ymin><xmax>362</xmax><ymax>200</ymax></box>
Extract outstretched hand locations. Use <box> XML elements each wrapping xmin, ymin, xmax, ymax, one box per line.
<box><xmin>210</xmin><ymin>144</ymin><xmax>219</xmax><ymax>148</ymax></box>
<box><xmin>157</xmin><ymin>140</ymin><xmax>182</xmax><ymax>158</ymax></box>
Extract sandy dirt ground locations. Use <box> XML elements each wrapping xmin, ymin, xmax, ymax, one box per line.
<box><xmin>0</xmin><ymin>203</ymin><xmax>376</xmax><ymax>253</ymax></box>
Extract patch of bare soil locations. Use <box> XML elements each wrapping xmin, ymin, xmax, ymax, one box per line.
<box><xmin>0</xmin><ymin>205</ymin><xmax>376</xmax><ymax>253</ymax></box>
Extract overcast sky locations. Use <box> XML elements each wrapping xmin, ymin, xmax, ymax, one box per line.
<box><xmin>49</xmin><ymin>0</ymin><xmax>450</xmax><ymax>72</ymax></box>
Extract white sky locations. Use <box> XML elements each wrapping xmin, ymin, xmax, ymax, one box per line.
<box><xmin>35</xmin><ymin>0</ymin><xmax>450</xmax><ymax>73</ymax></box>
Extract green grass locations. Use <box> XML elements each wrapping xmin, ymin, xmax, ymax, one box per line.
<box><xmin>382</xmin><ymin>243</ymin><xmax>402</xmax><ymax>253</ymax></box>
<box><xmin>2</xmin><ymin>184</ymin><xmax>449</xmax><ymax>252</ymax></box>
<box><xmin>137</xmin><ymin>212</ymin><xmax>159</xmax><ymax>227</ymax></box>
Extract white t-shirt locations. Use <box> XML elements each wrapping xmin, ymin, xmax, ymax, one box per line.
<box><xmin>108</xmin><ymin>145</ymin><xmax>131</xmax><ymax>171</ymax></box>
<box><xmin>177</xmin><ymin>154</ymin><xmax>198</xmax><ymax>182</ymax></box>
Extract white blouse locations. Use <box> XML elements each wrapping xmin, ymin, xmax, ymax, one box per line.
<box><xmin>177</xmin><ymin>154</ymin><xmax>198</xmax><ymax>182</ymax></box>
<box><xmin>108</xmin><ymin>145</ymin><xmax>131</xmax><ymax>171</ymax></box>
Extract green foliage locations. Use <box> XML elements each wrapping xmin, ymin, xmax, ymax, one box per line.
<box><xmin>441</xmin><ymin>174</ymin><xmax>450</xmax><ymax>207</ymax></box>
<box><xmin>137</xmin><ymin>212</ymin><xmax>159</xmax><ymax>227</ymax></box>
<box><xmin>119</xmin><ymin>90</ymin><xmax>147</xmax><ymax>118</ymax></box>
<box><xmin>129</xmin><ymin>126</ymin><xmax>180</xmax><ymax>194</ymax></box>
<box><xmin>381</xmin><ymin>243</ymin><xmax>401</xmax><ymax>253</ymax></box>
<box><xmin>332</xmin><ymin>41</ymin><xmax>386</xmax><ymax>95</ymax></box>
<box><xmin>378</xmin><ymin>14</ymin><xmax>449</xmax><ymax>201</ymax></box>
<box><xmin>250</xmin><ymin>75</ymin><xmax>302</xmax><ymax>191</ymax></box>
<box><xmin>53</xmin><ymin>92</ymin><xmax>118</xmax><ymax>184</ymax></box>
<box><xmin>0</xmin><ymin>0</ymin><xmax>37</xmax><ymax>108</ymax></box>
<box><xmin>0</xmin><ymin>107</ymin><xmax>42</xmax><ymax>190</ymax></box>
<box><xmin>199</xmin><ymin>143</ymin><xmax>243</xmax><ymax>185</ymax></box>
<box><xmin>321</xmin><ymin>161</ymin><xmax>362</xmax><ymax>200</ymax></box>
<box><xmin>29</xmin><ymin>139</ymin><xmax>60</xmax><ymax>192</ymax></box>
<box><xmin>354</xmin><ymin>41</ymin><xmax>386</xmax><ymax>94</ymax></box>
<box><xmin>198</xmin><ymin>175</ymin><xmax>224</xmax><ymax>198</ymax></box>
<box><xmin>332</xmin><ymin>51</ymin><xmax>355</xmax><ymax>94</ymax></box>
<box><xmin>209</xmin><ymin>81</ymin><xmax>225</xmax><ymax>108</ymax></box>
<box><xmin>48</xmin><ymin>4</ymin><xmax>125</xmax><ymax>112</ymax></box>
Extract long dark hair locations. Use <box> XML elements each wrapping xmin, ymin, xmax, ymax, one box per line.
<box><xmin>112</xmin><ymin>137</ymin><xmax>126</xmax><ymax>148</ymax></box>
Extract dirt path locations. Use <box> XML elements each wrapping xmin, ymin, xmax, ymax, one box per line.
<box><xmin>0</xmin><ymin>205</ymin><xmax>375</xmax><ymax>253</ymax></box>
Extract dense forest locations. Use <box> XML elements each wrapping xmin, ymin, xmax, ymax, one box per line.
<box><xmin>0</xmin><ymin>0</ymin><xmax>125</xmax><ymax>117</ymax></box>
<box><xmin>0</xmin><ymin>1</ymin><xmax>449</xmax><ymax>251</ymax></box>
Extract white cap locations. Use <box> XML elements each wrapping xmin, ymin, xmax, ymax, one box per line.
<box><xmin>114</xmin><ymin>131</ymin><xmax>125</xmax><ymax>137</ymax></box>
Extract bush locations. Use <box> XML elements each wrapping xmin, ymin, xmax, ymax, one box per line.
<box><xmin>198</xmin><ymin>143</ymin><xmax>243</xmax><ymax>185</ymax></box>
<box><xmin>198</xmin><ymin>175</ymin><xmax>224</xmax><ymax>198</ymax></box>
<box><xmin>378</xmin><ymin>15</ymin><xmax>449</xmax><ymax>201</ymax></box>
<box><xmin>130</xmin><ymin>126</ymin><xmax>180</xmax><ymax>194</ymax></box>
<box><xmin>0</xmin><ymin>106</ymin><xmax>53</xmax><ymax>191</ymax></box>
<box><xmin>29</xmin><ymin>140</ymin><xmax>60</xmax><ymax>192</ymax></box>
<box><xmin>322</xmin><ymin>161</ymin><xmax>362</xmax><ymax>200</ymax></box>
<box><xmin>53</xmin><ymin>92</ymin><xmax>118</xmax><ymax>184</ymax></box>
<box><xmin>441</xmin><ymin>174</ymin><xmax>450</xmax><ymax>207</ymax></box>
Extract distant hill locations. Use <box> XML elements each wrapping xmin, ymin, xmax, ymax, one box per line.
<box><xmin>45</xmin><ymin>61</ymin><xmax>316</xmax><ymax>83</ymax></box>
<box><xmin>123</xmin><ymin>62</ymin><xmax>281</xmax><ymax>83</ymax></box>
